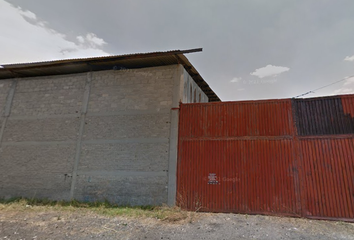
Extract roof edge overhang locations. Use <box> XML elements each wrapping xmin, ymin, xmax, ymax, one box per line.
<box><xmin>0</xmin><ymin>48</ymin><xmax>220</xmax><ymax>102</ymax></box>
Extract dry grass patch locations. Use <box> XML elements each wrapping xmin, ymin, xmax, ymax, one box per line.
<box><xmin>0</xmin><ymin>198</ymin><xmax>195</xmax><ymax>223</ymax></box>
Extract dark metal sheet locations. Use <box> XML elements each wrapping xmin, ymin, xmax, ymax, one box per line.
<box><xmin>293</xmin><ymin>95</ymin><xmax>354</xmax><ymax>135</ymax></box>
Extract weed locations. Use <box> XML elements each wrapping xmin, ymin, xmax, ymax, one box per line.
<box><xmin>0</xmin><ymin>198</ymin><xmax>194</xmax><ymax>223</ymax></box>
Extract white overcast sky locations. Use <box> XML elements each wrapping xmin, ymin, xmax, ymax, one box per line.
<box><xmin>1</xmin><ymin>0</ymin><xmax>354</xmax><ymax>101</ymax></box>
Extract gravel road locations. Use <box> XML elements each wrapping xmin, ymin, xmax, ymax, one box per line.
<box><xmin>1</xmin><ymin>208</ymin><xmax>354</xmax><ymax>240</ymax></box>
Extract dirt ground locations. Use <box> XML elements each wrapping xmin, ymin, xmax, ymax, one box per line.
<box><xmin>1</xmin><ymin>206</ymin><xmax>354</xmax><ymax>240</ymax></box>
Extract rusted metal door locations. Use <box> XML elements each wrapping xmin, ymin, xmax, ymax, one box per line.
<box><xmin>177</xmin><ymin>100</ymin><xmax>301</xmax><ymax>217</ymax></box>
<box><xmin>298</xmin><ymin>138</ymin><xmax>354</xmax><ymax>221</ymax></box>
<box><xmin>293</xmin><ymin>95</ymin><xmax>354</xmax><ymax>221</ymax></box>
<box><xmin>177</xmin><ymin>95</ymin><xmax>354</xmax><ymax>222</ymax></box>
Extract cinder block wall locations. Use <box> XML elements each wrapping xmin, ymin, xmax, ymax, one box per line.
<box><xmin>0</xmin><ymin>75</ymin><xmax>84</xmax><ymax>200</ymax></box>
<box><xmin>0</xmin><ymin>64</ymin><xmax>209</xmax><ymax>206</ymax></box>
<box><xmin>182</xmin><ymin>69</ymin><xmax>208</xmax><ymax>103</ymax></box>
<box><xmin>75</xmin><ymin>65</ymin><xmax>177</xmax><ymax>205</ymax></box>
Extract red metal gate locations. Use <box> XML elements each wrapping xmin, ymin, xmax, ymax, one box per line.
<box><xmin>293</xmin><ymin>95</ymin><xmax>354</xmax><ymax>221</ymax></box>
<box><xmin>177</xmin><ymin>95</ymin><xmax>354</xmax><ymax>221</ymax></box>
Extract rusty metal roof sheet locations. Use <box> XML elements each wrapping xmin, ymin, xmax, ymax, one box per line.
<box><xmin>0</xmin><ymin>48</ymin><xmax>220</xmax><ymax>102</ymax></box>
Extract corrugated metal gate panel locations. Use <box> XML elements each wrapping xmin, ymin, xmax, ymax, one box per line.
<box><xmin>341</xmin><ymin>95</ymin><xmax>354</xmax><ymax>116</ymax></box>
<box><xmin>177</xmin><ymin>95</ymin><xmax>354</xmax><ymax>221</ymax></box>
<box><xmin>293</xmin><ymin>95</ymin><xmax>354</xmax><ymax>221</ymax></box>
<box><xmin>177</xmin><ymin>100</ymin><xmax>299</xmax><ymax>216</ymax></box>
<box><xmin>179</xmin><ymin>100</ymin><xmax>294</xmax><ymax>138</ymax></box>
<box><xmin>177</xmin><ymin>139</ymin><xmax>300</xmax><ymax>216</ymax></box>
<box><xmin>299</xmin><ymin>137</ymin><xmax>354</xmax><ymax>220</ymax></box>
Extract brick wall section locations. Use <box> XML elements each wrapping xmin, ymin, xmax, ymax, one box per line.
<box><xmin>4</xmin><ymin>118</ymin><xmax>80</xmax><ymax>142</ymax></box>
<box><xmin>182</xmin><ymin>69</ymin><xmax>208</xmax><ymax>103</ymax></box>
<box><xmin>0</xmin><ymin>74</ymin><xmax>85</xmax><ymax>200</ymax></box>
<box><xmin>0</xmin><ymin>81</ymin><xmax>13</xmax><ymax>115</ymax></box>
<box><xmin>88</xmin><ymin>68</ymin><xmax>173</xmax><ymax>112</ymax></box>
<box><xmin>79</xmin><ymin>143</ymin><xmax>169</xmax><ymax>172</ymax></box>
<box><xmin>11</xmin><ymin>76</ymin><xmax>85</xmax><ymax>116</ymax></box>
<box><xmin>74</xmin><ymin>66</ymin><xmax>176</xmax><ymax>205</ymax></box>
<box><xmin>0</xmin><ymin>144</ymin><xmax>76</xmax><ymax>200</ymax></box>
<box><xmin>83</xmin><ymin>114</ymin><xmax>170</xmax><ymax>140</ymax></box>
<box><xmin>0</xmin><ymin>64</ymin><xmax>204</xmax><ymax>206</ymax></box>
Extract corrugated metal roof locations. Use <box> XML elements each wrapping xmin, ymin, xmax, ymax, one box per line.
<box><xmin>0</xmin><ymin>48</ymin><xmax>220</xmax><ymax>102</ymax></box>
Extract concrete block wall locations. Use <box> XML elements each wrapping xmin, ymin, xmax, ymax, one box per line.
<box><xmin>0</xmin><ymin>75</ymin><xmax>84</xmax><ymax>200</ymax></box>
<box><xmin>182</xmin><ymin>69</ymin><xmax>208</xmax><ymax>103</ymax></box>
<box><xmin>0</xmin><ymin>64</ymin><xmax>208</xmax><ymax>206</ymax></box>
<box><xmin>75</xmin><ymin>66</ymin><xmax>176</xmax><ymax>205</ymax></box>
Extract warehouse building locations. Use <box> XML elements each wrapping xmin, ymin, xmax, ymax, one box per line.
<box><xmin>0</xmin><ymin>49</ymin><xmax>219</xmax><ymax>206</ymax></box>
